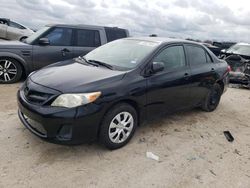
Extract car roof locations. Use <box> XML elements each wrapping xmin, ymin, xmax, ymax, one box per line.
<box><xmin>46</xmin><ymin>24</ymin><xmax>126</xmax><ymax>30</ymax></box>
<box><xmin>125</xmin><ymin>37</ymin><xmax>201</xmax><ymax>45</ymax></box>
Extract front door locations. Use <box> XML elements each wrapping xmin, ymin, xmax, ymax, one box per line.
<box><xmin>33</xmin><ymin>27</ymin><xmax>74</xmax><ymax>70</ymax></box>
<box><xmin>146</xmin><ymin>45</ymin><xmax>192</xmax><ymax>117</ymax></box>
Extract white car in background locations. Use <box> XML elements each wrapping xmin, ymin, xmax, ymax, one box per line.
<box><xmin>0</xmin><ymin>18</ymin><xmax>34</xmax><ymax>41</ymax></box>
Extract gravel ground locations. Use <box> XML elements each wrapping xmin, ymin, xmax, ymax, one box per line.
<box><xmin>0</xmin><ymin>84</ymin><xmax>250</xmax><ymax>188</ymax></box>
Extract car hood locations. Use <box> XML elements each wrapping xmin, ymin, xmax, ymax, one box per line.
<box><xmin>223</xmin><ymin>52</ymin><xmax>250</xmax><ymax>60</ymax></box>
<box><xmin>0</xmin><ymin>40</ymin><xmax>31</xmax><ymax>49</ymax></box>
<box><xmin>30</xmin><ymin>59</ymin><xmax>126</xmax><ymax>93</ymax></box>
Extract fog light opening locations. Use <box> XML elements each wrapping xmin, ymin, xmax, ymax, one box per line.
<box><xmin>57</xmin><ymin>125</ymin><xmax>72</xmax><ymax>140</ymax></box>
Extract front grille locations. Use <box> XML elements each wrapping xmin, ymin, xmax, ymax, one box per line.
<box><xmin>24</xmin><ymin>89</ymin><xmax>54</xmax><ymax>105</ymax></box>
<box><xmin>22</xmin><ymin>79</ymin><xmax>61</xmax><ymax>106</ymax></box>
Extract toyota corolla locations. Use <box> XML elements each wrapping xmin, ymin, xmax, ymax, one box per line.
<box><xmin>17</xmin><ymin>37</ymin><xmax>229</xmax><ymax>149</ymax></box>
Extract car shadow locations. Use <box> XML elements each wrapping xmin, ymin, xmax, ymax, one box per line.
<box><xmin>29</xmin><ymin>107</ymin><xmax>208</xmax><ymax>165</ymax></box>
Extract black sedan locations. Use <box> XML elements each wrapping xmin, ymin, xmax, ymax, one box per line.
<box><xmin>18</xmin><ymin>37</ymin><xmax>229</xmax><ymax>149</ymax></box>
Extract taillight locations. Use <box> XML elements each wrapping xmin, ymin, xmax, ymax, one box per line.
<box><xmin>227</xmin><ymin>65</ymin><xmax>231</xmax><ymax>72</ymax></box>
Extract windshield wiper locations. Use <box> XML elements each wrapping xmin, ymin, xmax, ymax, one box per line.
<box><xmin>75</xmin><ymin>56</ymin><xmax>98</xmax><ymax>67</ymax></box>
<box><xmin>88</xmin><ymin>59</ymin><xmax>113</xmax><ymax>70</ymax></box>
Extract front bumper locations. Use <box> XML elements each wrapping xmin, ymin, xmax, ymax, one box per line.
<box><xmin>17</xmin><ymin>90</ymin><xmax>104</xmax><ymax>145</ymax></box>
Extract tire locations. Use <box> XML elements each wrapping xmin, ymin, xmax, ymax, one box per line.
<box><xmin>0</xmin><ymin>58</ymin><xmax>23</xmax><ymax>84</ymax></box>
<box><xmin>201</xmin><ymin>83</ymin><xmax>222</xmax><ymax>112</ymax></box>
<box><xmin>99</xmin><ymin>103</ymin><xmax>138</xmax><ymax>150</ymax></box>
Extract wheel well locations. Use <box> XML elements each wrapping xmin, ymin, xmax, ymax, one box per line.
<box><xmin>216</xmin><ymin>80</ymin><xmax>224</xmax><ymax>92</ymax></box>
<box><xmin>0</xmin><ymin>56</ymin><xmax>26</xmax><ymax>78</ymax></box>
<box><xmin>107</xmin><ymin>99</ymin><xmax>140</xmax><ymax>123</ymax></box>
<box><xmin>97</xmin><ymin>99</ymin><xmax>141</xmax><ymax>137</ymax></box>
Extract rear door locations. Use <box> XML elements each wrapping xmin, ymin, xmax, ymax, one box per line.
<box><xmin>73</xmin><ymin>28</ymin><xmax>102</xmax><ymax>57</ymax></box>
<box><xmin>146</xmin><ymin>44</ymin><xmax>192</xmax><ymax>116</ymax></box>
<box><xmin>185</xmin><ymin>44</ymin><xmax>217</xmax><ymax>106</ymax></box>
<box><xmin>32</xmin><ymin>27</ymin><xmax>74</xmax><ymax>70</ymax></box>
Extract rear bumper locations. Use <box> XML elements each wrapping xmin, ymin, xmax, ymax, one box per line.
<box><xmin>229</xmin><ymin>72</ymin><xmax>250</xmax><ymax>85</ymax></box>
<box><xmin>17</xmin><ymin>90</ymin><xmax>105</xmax><ymax>145</ymax></box>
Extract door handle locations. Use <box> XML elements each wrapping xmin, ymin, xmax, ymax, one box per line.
<box><xmin>211</xmin><ymin>68</ymin><xmax>215</xmax><ymax>72</ymax></box>
<box><xmin>61</xmin><ymin>48</ymin><xmax>70</xmax><ymax>56</ymax></box>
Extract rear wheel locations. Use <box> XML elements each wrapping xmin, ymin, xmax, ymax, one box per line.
<box><xmin>201</xmin><ymin>83</ymin><xmax>222</xmax><ymax>112</ymax></box>
<box><xmin>99</xmin><ymin>103</ymin><xmax>138</xmax><ymax>150</ymax></box>
<box><xmin>0</xmin><ymin>58</ymin><xmax>22</xmax><ymax>84</ymax></box>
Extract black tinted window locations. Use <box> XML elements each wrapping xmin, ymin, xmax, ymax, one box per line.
<box><xmin>76</xmin><ymin>29</ymin><xmax>101</xmax><ymax>47</ymax></box>
<box><xmin>154</xmin><ymin>45</ymin><xmax>186</xmax><ymax>70</ymax></box>
<box><xmin>186</xmin><ymin>45</ymin><xmax>207</xmax><ymax>65</ymax></box>
<box><xmin>105</xmin><ymin>27</ymin><xmax>127</xmax><ymax>42</ymax></box>
<box><xmin>44</xmin><ymin>27</ymin><xmax>72</xmax><ymax>46</ymax></box>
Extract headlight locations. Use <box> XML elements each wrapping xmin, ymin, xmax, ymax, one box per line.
<box><xmin>51</xmin><ymin>92</ymin><xmax>101</xmax><ymax>108</ymax></box>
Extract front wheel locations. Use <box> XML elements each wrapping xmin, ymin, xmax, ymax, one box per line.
<box><xmin>201</xmin><ymin>83</ymin><xmax>222</xmax><ymax>112</ymax></box>
<box><xmin>99</xmin><ymin>103</ymin><xmax>138</xmax><ymax>150</ymax></box>
<box><xmin>0</xmin><ymin>58</ymin><xmax>22</xmax><ymax>84</ymax></box>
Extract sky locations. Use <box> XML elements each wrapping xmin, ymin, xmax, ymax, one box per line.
<box><xmin>1</xmin><ymin>0</ymin><xmax>250</xmax><ymax>42</ymax></box>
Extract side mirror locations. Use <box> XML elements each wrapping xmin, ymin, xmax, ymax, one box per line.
<box><xmin>38</xmin><ymin>38</ymin><xmax>50</xmax><ymax>45</ymax></box>
<box><xmin>152</xmin><ymin>62</ymin><xmax>165</xmax><ymax>73</ymax></box>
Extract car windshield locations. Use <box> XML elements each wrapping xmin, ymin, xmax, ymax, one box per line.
<box><xmin>25</xmin><ymin>26</ymin><xmax>50</xmax><ymax>44</ymax></box>
<box><xmin>84</xmin><ymin>39</ymin><xmax>159</xmax><ymax>70</ymax></box>
<box><xmin>226</xmin><ymin>44</ymin><xmax>250</xmax><ymax>56</ymax></box>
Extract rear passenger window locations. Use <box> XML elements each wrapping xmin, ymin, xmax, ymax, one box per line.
<box><xmin>206</xmin><ymin>53</ymin><xmax>213</xmax><ymax>63</ymax></box>
<box><xmin>186</xmin><ymin>45</ymin><xmax>207</xmax><ymax>65</ymax></box>
<box><xmin>105</xmin><ymin>27</ymin><xmax>127</xmax><ymax>42</ymax></box>
<box><xmin>76</xmin><ymin>29</ymin><xmax>101</xmax><ymax>47</ymax></box>
<box><xmin>153</xmin><ymin>45</ymin><xmax>186</xmax><ymax>70</ymax></box>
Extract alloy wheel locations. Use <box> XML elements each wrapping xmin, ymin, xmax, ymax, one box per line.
<box><xmin>108</xmin><ymin>112</ymin><xmax>134</xmax><ymax>144</ymax></box>
<box><xmin>0</xmin><ymin>60</ymin><xmax>17</xmax><ymax>82</ymax></box>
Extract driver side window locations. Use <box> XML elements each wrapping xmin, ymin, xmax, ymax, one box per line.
<box><xmin>44</xmin><ymin>27</ymin><xmax>72</xmax><ymax>46</ymax></box>
<box><xmin>153</xmin><ymin>45</ymin><xmax>186</xmax><ymax>71</ymax></box>
<box><xmin>9</xmin><ymin>21</ymin><xmax>25</xmax><ymax>29</ymax></box>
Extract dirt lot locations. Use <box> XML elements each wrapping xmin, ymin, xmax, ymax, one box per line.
<box><xmin>0</xmin><ymin>84</ymin><xmax>250</xmax><ymax>188</ymax></box>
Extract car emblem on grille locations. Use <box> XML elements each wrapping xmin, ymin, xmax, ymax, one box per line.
<box><xmin>24</xmin><ymin>87</ymin><xmax>30</xmax><ymax>96</ymax></box>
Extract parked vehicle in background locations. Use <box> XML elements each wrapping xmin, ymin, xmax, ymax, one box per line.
<box><xmin>220</xmin><ymin>43</ymin><xmax>250</xmax><ymax>87</ymax></box>
<box><xmin>0</xmin><ymin>18</ymin><xmax>34</xmax><ymax>41</ymax></box>
<box><xmin>213</xmin><ymin>41</ymin><xmax>236</xmax><ymax>51</ymax></box>
<box><xmin>0</xmin><ymin>24</ymin><xmax>129</xmax><ymax>83</ymax></box>
<box><xmin>17</xmin><ymin>37</ymin><xmax>229</xmax><ymax>149</ymax></box>
<box><xmin>202</xmin><ymin>43</ymin><xmax>221</xmax><ymax>56</ymax></box>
